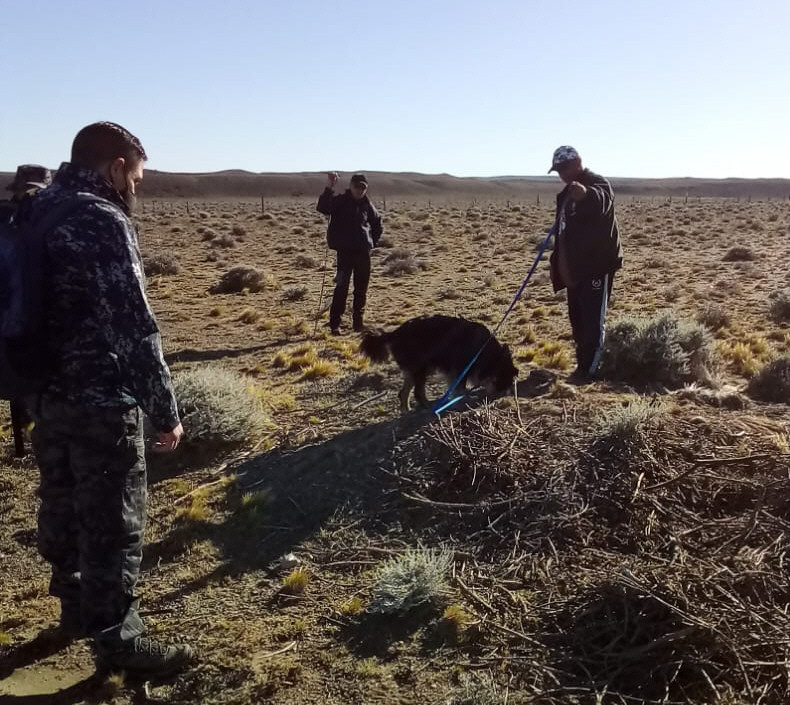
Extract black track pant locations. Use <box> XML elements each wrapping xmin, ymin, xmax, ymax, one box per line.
<box><xmin>329</xmin><ymin>249</ymin><xmax>371</xmax><ymax>329</ymax></box>
<box><xmin>566</xmin><ymin>273</ymin><xmax>614</xmax><ymax>376</ymax></box>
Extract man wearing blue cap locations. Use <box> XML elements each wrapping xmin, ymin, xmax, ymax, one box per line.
<box><xmin>317</xmin><ymin>172</ymin><xmax>383</xmax><ymax>334</ymax></box>
<box><xmin>547</xmin><ymin>146</ymin><xmax>623</xmax><ymax>384</ymax></box>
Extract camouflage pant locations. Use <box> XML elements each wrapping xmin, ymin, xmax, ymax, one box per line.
<box><xmin>31</xmin><ymin>396</ymin><xmax>146</xmax><ymax>645</ymax></box>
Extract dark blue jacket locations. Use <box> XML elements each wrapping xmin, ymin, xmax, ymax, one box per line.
<box><xmin>317</xmin><ymin>188</ymin><xmax>383</xmax><ymax>251</ymax></box>
<box><xmin>27</xmin><ymin>163</ymin><xmax>179</xmax><ymax>432</ymax></box>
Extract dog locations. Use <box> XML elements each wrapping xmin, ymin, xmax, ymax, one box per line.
<box><xmin>360</xmin><ymin>315</ymin><xmax>518</xmax><ymax>412</ymax></box>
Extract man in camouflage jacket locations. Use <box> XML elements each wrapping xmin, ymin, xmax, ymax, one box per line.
<box><xmin>25</xmin><ymin>122</ymin><xmax>192</xmax><ymax>675</ymax></box>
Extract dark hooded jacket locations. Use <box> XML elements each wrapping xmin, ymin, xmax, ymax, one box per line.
<box><xmin>316</xmin><ymin>188</ymin><xmax>382</xmax><ymax>251</ymax></box>
<box><xmin>549</xmin><ymin>169</ymin><xmax>623</xmax><ymax>291</ymax></box>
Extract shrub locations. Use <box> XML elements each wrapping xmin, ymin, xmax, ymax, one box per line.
<box><xmin>142</xmin><ymin>251</ymin><xmax>180</xmax><ymax>276</ymax></box>
<box><xmin>747</xmin><ymin>357</ymin><xmax>790</xmax><ymax>403</ymax></box>
<box><xmin>769</xmin><ymin>291</ymin><xmax>790</xmax><ymax>323</ymax></box>
<box><xmin>200</xmin><ymin>228</ymin><xmax>217</xmax><ymax>241</ymax></box>
<box><xmin>599</xmin><ymin>313</ymin><xmax>717</xmax><ymax>387</ymax></box>
<box><xmin>211</xmin><ymin>233</ymin><xmax>236</xmax><ymax>248</ymax></box>
<box><xmin>448</xmin><ymin>673</ymin><xmax>502</xmax><ymax>705</ymax></box>
<box><xmin>173</xmin><ymin>366</ymin><xmax>271</xmax><ymax>444</ymax></box>
<box><xmin>697</xmin><ymin>304</ymin><xmax>730</xmax><ymax>330</ymax></box>
<box><xmin>295</xmin><ymin>254</ymin><xmax>318</xmax><ymax>269</ymax></box>
<box><xmin>210</xmin><ymin>266</ymin><xmax>266</xmax><ymax>294</ymax></box>
<box><xmin>594</xmin><ymin>399</ymin><xmax>663</xmax><ymax>446</ymax></box>
<box><xmin>723</xmin><ymin>246</ymin><xmax>755</xmax><ymax>262</ymax></box>
<box><xmin>231</xmin><ymin>224</ymin><xmax>247</xmax><ymax>238</ymax></box>
<box><xmin>383</xmin><ymin>249</ymin><xmax>425</xmax><ymax>277</ymax></box>
<box><xmin>282</xmin><ymin>285</ymin><xmax>309</xmax><ymax>302</ymax></box>
<box><xmin>368</xmin><ymin>547</ymin><xmax>452</xmax><ymax>615</ymax></box>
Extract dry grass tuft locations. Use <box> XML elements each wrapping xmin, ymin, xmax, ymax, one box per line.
<box><xmin>282</xmin><ymin>568</ymin><xmax>309</xmax><ymax>595</ymax></box>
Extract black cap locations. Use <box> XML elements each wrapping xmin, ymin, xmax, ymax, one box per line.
<box><xmin>350</xmin><ymin>173</ymin><xmax>368</xmax><ymax>187</ymax></box>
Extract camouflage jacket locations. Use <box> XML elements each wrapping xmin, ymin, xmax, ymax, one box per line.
<box><xmin>27</xmin><ymin>163</ymin><xmax>180</xmax><ymax>432</ymax></box>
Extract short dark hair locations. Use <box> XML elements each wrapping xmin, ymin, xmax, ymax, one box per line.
<box><xmin>71</xmin><ymin>121</ymin><xmax>148</xmax><ymax>169</ymax></box>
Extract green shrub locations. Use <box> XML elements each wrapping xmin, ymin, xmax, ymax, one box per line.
<box><xmin>448</xmin><ymin>673</ymin><xmax>502</xmax><ymax>705</ymax></box>
<box><xmin>368</xmin><ymin>547</ymin><xmax>452</xmax><ymax>615</ymax></box>
<box><xmin>594</xmin><ymin>399</ymin><xmax>663</xmax><ymax>446</ymax></box>
<box><xmin>769</xmin><ymin>291</ymin><xmax>790</xmax><ymax>323</ymax></box>
<box><xmin>599</xmin><ymin>313</ymin><xmax>717</xmax><ymax>387</ymax></box>
<box><xmin>747</xmin><ymin>357</ymin><xmax>790</xmax><ymax>403</ymax></box>
<box><xmin>696</xmin><ymin>304</ymin><xmax>729</xmax><ymax>330</ymax></box>
<box><xmin>173</xmin><ymin>367</ymin><xmax>271</xmax><ymax>444</ymax></box>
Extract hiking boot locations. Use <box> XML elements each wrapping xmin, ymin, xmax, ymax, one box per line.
<box><xmin>566</xmin><ymin>368</ymin><xmax>593</xmax><ymax>386</ymax></box>
<box><xmin>330</xmin><ymin>327</ymin><xmax>342</xmax><ymax>336</ymax></box>
<box><xmin>352</xmin><ymin>321</ymin><xmax>366</xmax><ymax>333</ymax></box>
<box><xmin>96</xmin><ymin>636</ymin><xmax>194</xmax><ymax>676</ymax></box>
<box><xmin>58</xmin><ymin>606</ymin><xmax>86</xmax><ymax>639</ymax></box>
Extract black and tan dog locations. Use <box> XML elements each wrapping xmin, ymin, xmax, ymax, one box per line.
<box><xmin>360</xmin><ymin>315</ymin><xmax>518</xmax><ymax>412</ymax></box>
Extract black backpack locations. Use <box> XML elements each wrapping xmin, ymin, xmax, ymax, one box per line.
<box><xmin>0</xmin><ymin>194</ymin><xmax>99</xmax><ymax>399</ymax></box>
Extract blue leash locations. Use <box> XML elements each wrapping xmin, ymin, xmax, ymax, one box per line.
<box><xmin>433</xmin><ymin>223</ymin><xmax>558</xmax><ymax>415</ymax></box>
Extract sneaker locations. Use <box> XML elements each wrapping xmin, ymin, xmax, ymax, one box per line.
<box><xmin>96</xmin><ymin>636</ymin><xmax>194</xmax><ymax>676</ymax></box>
<box><xmin>352</xmin><ymin>321</ymin><xmax>365</xmax><ymax>333</ymax></box>
<box><xmin>330</xmin><ymin>327</ymin><xmax>342</xmax><ymax>336</ymax></box>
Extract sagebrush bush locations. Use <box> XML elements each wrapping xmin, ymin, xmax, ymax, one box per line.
<box><xmin>210</xmin><ymin>266</ymin><xmax>266</xmax><ymax>294</ymax></box>
<box><xmin>599</xmin><ymin>313</ymin><xmax>717</xmax><ymax>387</ymax></box>
<box><xmin>383</xmin><ymin>248</ymin><xmax>425</xmax><ymax>277</ymax></box>
<box><xmin>283</xmin><ymin>285</ymin><xmax>309</xmax><ymax>302</ymax></box>
<box><xmin>448</xmin><ymin>673</ymin><xmax>502</xmax><ymax>705</ymax></box>
<box><xmin>142</xmin><ymin>251</ymin><xmax>180</xmax><ymax>276</ymax></box>
<box><xmin>210</xmin><ymin>233</ymin><xmax>236</xmax><ymax>248</ymax></box>
<box><xmin>594</xmin><ymin>399</ymin><xmax>663</xmax><ymax>445</ymax></box>
<box><xmin>696</xmin><ymin>304</ymin><xmax>730</xmax><ymax>330</ymax></box>
<box><xmin>368</xmin><ymin>547</ymin><xmax>452</xmax><ymax>615</ymax></box>
<box><xmin>173</xmin><ymin>367</ymin><xmax>271</xmax><ymax>444</ymax></box>
<box><xmin>723</xmin><ymin>246</ymin><xmax>755</xmax><ymax>262</ymax></box>
<box><xmin>747</xmin><ymin>357</ymin><xmax>790</xmax><ymax>403</ymax></box>
<box><xmin>295</xmin><ymin>254</ymin><xmax>318</xmax><ymax>269</ymax></box>
<box><xmin>769</xmin><ymin>291</ymin><xmax>790</xmax><ymax>323</ymax></box>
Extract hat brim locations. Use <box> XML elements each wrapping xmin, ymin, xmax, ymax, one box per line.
<box><xmin>7</xmin><ymin>180</ymin><xmax>47</xmax><ymax>191</ymax></box>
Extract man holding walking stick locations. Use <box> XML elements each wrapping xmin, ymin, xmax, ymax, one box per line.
<box><xmin>317</xmin><ymin>172</ymin><xmax>383</xmax><ymax>335</ymax></box>
<box><xmin>547</xmin><ymin>146</ymin><xmax>623</xmax><ymax>384</ymax></box>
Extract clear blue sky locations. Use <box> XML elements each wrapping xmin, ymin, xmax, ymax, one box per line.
<box><xmin>2</xmin><ymin>0</ymin><xmax>788</xmax><ymax>178</ymax></box>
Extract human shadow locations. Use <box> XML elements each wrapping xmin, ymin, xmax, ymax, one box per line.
<box><xmin>144</xmin><ymin>372</ymin><xmax>557</xmax><ymax>606</ymax></box>
<box><xmin>144</xmin><ymin>409</ymin><xmax>435</xmax><ymax>604</ymax></box>
<box><xmin>0</xmin><ymin>629</ymin><xmax>74</xmax><ymax>680</ymax></box>
<box><xmin>0</xmin><ymin>674</ymin><xmax>103</xmax><ymax>705</ymax></box>
<box><xmin>164</xmin><ymin>342</ymin><xmax>281</xmax><ymax>365</ymax></box>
